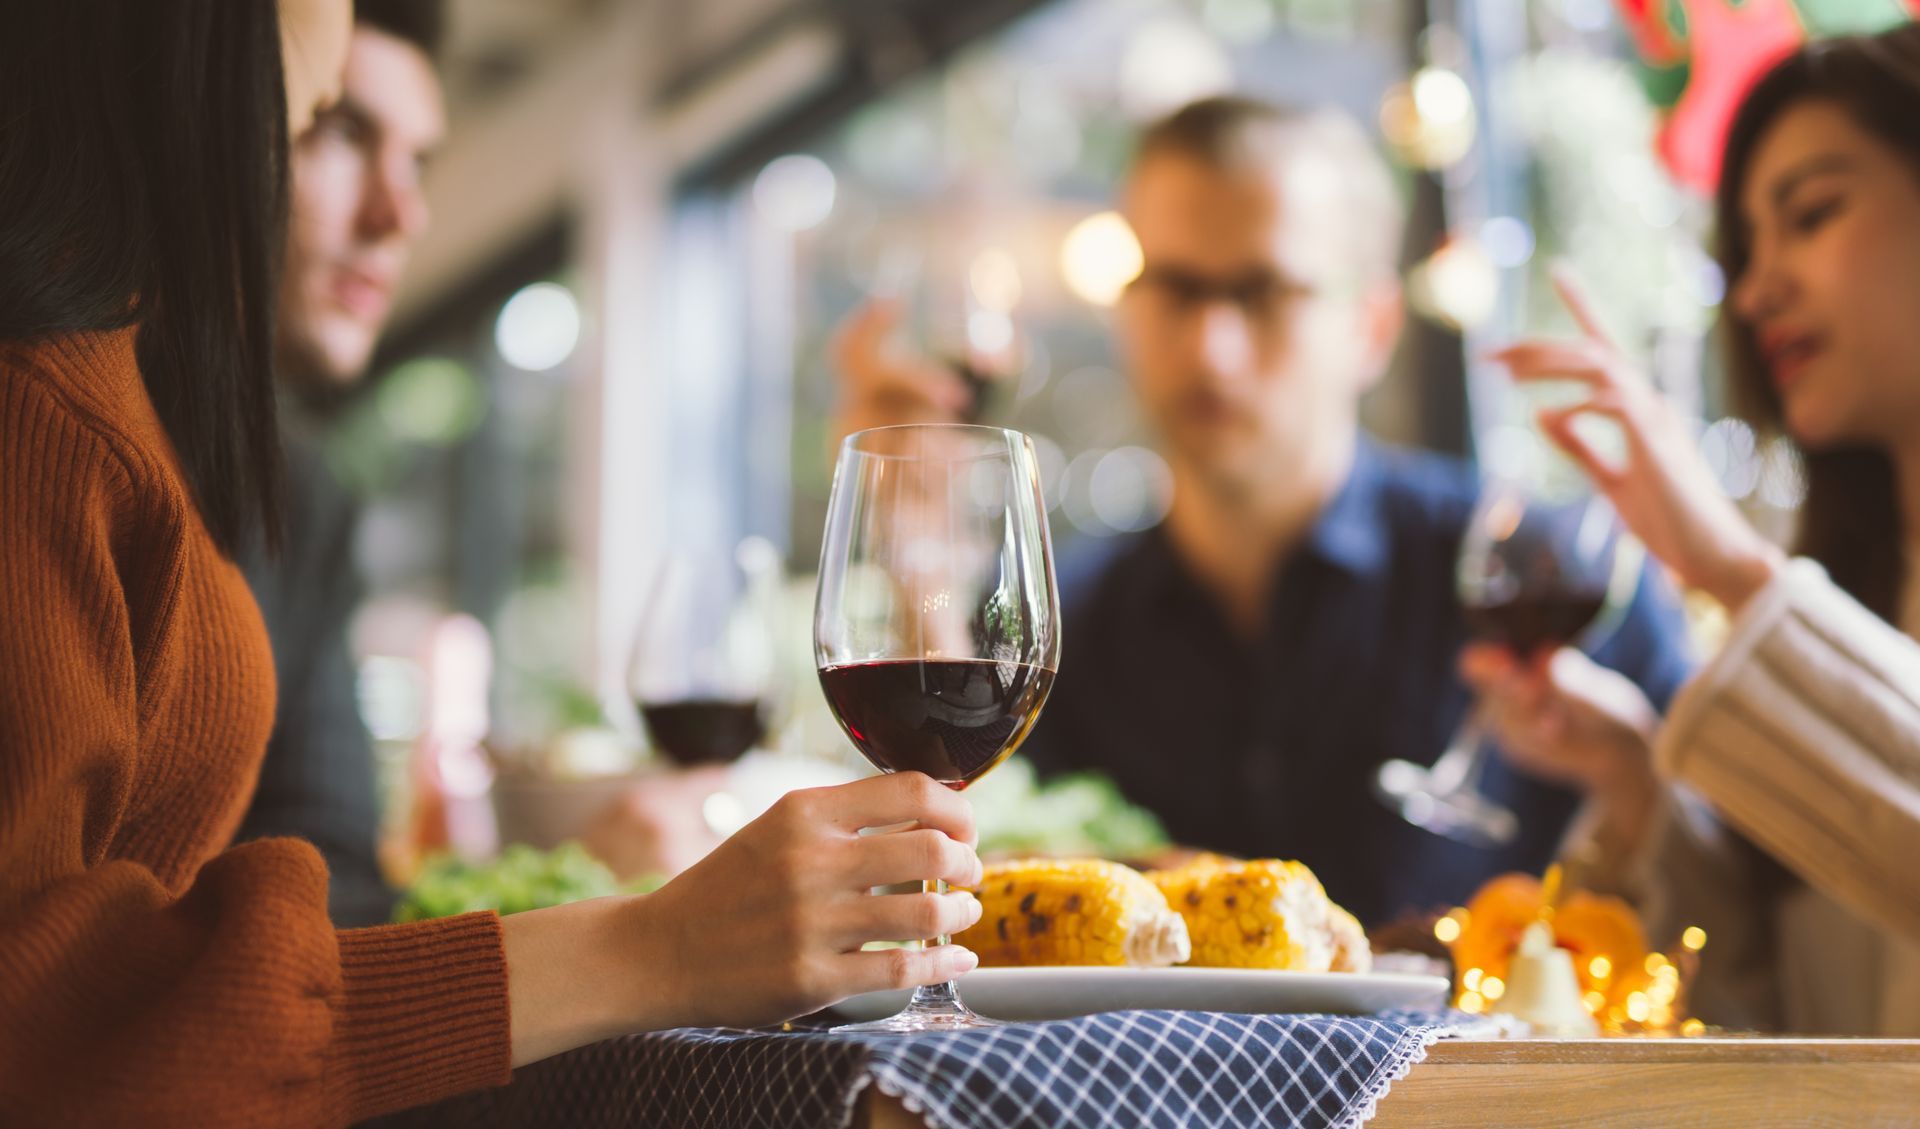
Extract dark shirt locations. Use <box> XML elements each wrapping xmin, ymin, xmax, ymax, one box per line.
<box><xmin>1027</xmin><ymin>438</ymin><xmax>1694</xmax><ymax>927</ymax></box>
<box><xmin>235</xmin><ymin>432</ymin><xmax>394</xmax><ymax>927</ymax></box>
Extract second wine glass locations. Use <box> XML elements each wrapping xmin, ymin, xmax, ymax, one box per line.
<box><xmin>815</xmin><ymin>424</ymin><xmax>1061</xmax><ymax>1033</ymax></box>
<box><xmin>629</xmin><ymin>538</ymin><xmax>784</xmax><ymax>770</ymax></box>
<box><xmin>1375</xmin><ymin>480</ymin><xmax>1638</xmax><ymax>847</ymax></box>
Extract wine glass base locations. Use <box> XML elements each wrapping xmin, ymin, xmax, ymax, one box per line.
<box><xmin>831</xmin><ymin>990</ymin><xmax>1005</xmax><ymax>1034</ymax></box>
<box><xmin>831</xmin><ymin>1011</ymin><xmax>1005</xmax><ymax>1035</ymax></box>
<box><xmin>1374</xmin><ymin>760</ymin><xmax>1520</xmax><ymax>849</ymax></box>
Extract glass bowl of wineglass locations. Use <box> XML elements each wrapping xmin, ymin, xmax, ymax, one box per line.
<box><xmin>815</xmin><ymin>424</ymin><xmax>1061</xmax><ymax>1032</ymax></box>
<box><xmin>1374</xmin><ymin>479</ymin><xmax>1641</xmax><ymax>847</ymax></box>
<box><xmin>629</xmin><ymin>536</ymin><xmax>784</xmax><ymax>771</ymax></box>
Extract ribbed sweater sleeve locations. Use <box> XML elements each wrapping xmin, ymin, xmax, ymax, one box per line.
<box><xmin>0</xmin><ymin>347</ymin><xmax>512</xmax><ymax>1126</ymax></box>
<box><xmin>1654</xmin><ymin>558</ymin><xmax>1920</xmax><ymax>947</ymax></box>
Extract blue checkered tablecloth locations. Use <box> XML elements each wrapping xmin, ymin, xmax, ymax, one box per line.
<box><xmin>379</xmin><ymin>1009</ymin><xmax>1472</xmax><ymax>1129</ymax></box>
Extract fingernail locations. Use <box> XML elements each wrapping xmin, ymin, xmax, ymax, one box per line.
<box><xmin>954</xmin><ymin>947</ymin><xmax>979</xmax><ymax>973</ymax></box>
<box><xmin>961</xmin><ymin>892</ymin><xmax>983</xmax><ymax>925</ymax></box>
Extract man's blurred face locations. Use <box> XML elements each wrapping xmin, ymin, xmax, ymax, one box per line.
<box><xmin>1117</xmin><ymin>151</ymin><xmax>1401</xmax><ymax>496</ymax></box>
<box><xmin>278</xmin><ymin>26</ymin><xmax>445</xmax><ymax>390</ymax></box>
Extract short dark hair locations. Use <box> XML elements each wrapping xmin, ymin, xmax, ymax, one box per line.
<box><xmin>0</xmin><ymin>1</ymin><xmax>287</xmax><ymax>556</ymax></box>
<box><xmin>1132</xmin><ymin>96</ymin><xmax>1402</xmax><ymax>278</ymax></box>
<box><xmin>1716</xmin><ymin>25</ymin><xmax>1920</xmax><ymax>619</ymax></box>
<box><xmin>355</xmin><ymin>0</ymin><xmax>446</xmax><ymax>59</ymax></box>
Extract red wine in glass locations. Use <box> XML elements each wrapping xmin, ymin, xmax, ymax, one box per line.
<box><xmin>1461</xmin><ymin>590</ymin><xmax>1608</xmax><ymax>661</ymax></box>
<box><xmin>817</xmin><ymin>658</ymin><xmax>1054</xmax><ymax>788</ymax></box>
<box><xmin>638</xmin><ymin>699</ymin><xmax>768</xmax><ymax>767</ymax></box>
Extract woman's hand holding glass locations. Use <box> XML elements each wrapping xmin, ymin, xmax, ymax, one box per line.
<box><xmin>1489</xmin><ymin>269</ymin><xmax>1786</xmax><ymax>615</ymax></box>
<box><xmin>504</xmin><ymin>772</ymin><xmax>983</xmax><ymax>1064</ymax></box>
<box><xmin>1458</xmin><ymin>643</ymin><xmax>1664</xmax><ymax>856</ymax></box>
<box><xmin>625</xmin><ymin>772</ymin><xmax>983</xmax><ymax>1029</ymax></box>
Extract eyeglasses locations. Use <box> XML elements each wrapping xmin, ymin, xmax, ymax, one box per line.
<box><xmin>1122</xmin><ymin>265</ymin><xmax>1326</xmax><ymax>327</ymax></box>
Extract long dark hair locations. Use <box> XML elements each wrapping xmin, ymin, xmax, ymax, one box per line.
<box><xmin>0</xmin><ymin>1</ymin><xmax>288</xmax><ymax>556</ymax></box>
<box><xmin>1717</xmin><ymin>26</ymin><xmax>1920</xmax><ymax>620</ymax></box>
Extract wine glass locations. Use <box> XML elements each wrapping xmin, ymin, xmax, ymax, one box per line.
<box><xmin>815</xmin><ymin>424</ymin><xmax>1061</xmax><ymax>1032</ymax></box>
<box><xmin>1374</xmin><ymin>480</ymin><xmax>1640</xmax><ymax>847</ymax></box>
<box><xmin>629</xmin><ymin>538</ymin><xmax>783</xmax><ymax>772</ymax></box>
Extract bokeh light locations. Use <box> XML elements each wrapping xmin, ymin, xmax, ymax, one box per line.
<box><xmin>1060</xmin><ymin>211</ymin><xmax>1144</xmax><ymax>307</ymax></box>
<box><xmin>1380</xmin><ymin>66</ymin><xmax>1476</xmax><ymax>169</ymax></box>
<box><xmin>377</xmin><ymin>357</ymin><xmax>487</xmax><ymax>444</ymax></box>
<box><xmin>1408</xmin><ymin>236</ymin><xmax>1498</xmax><ymax>330</ymax></box>
<box><xmin>967</xmin><ymin>309</ymin><xmax>1016</xmax><ymax>355</ymax></box>
<box><xmin>1480</xmin><ymin>216</ymin><xmax>1535</xmax><ymax>269</ymax></box>
<box><xmin>494</xmin><ymin>282</ymin><xmax>582</xmax><ymax>372</ymax></box>
<box><xmin>357</xmin><ymin>656</ymin><xmax>425</xmax><ymax>742</ymax></box>
<box><xmin>1089</xmin><ymin>446</ymin><xmax>1174</xmax><ymax>533</ymax></box>
<box><xmin>752</xmin><ymin>154</ymin><xmax>838</xmax><ymax>232</ymax></box>
<box><xmin>969</xmin><ymin>247</ymin><xmax>1025</xmax><ymax>312</ymax></box>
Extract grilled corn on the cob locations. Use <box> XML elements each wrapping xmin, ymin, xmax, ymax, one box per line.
<box><xmin>956</xmin><ymin>858</ymin><xmax>1191</xmax><ymax>967</ymax></box>
<box><xmin>1150</xmin><ymin>858</ymin><xmax>1345</xmax><ymax>972</ymax></box>
<box><xmin>1327</xmin><ymin>904</ymin><xmax>1372</xmax><ymax>973</ymax></box>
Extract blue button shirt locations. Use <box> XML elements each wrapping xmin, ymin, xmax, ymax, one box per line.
<box><xmin>1026</xmin><ymin>438</ymin><xmax>1694</xmax><ymax>926</ymax></box>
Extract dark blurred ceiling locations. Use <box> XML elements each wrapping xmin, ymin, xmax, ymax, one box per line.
<box><xmin>441</xmin><ymin>0</ymin><xmax>1045</xmax><ymax>119</ymax></box>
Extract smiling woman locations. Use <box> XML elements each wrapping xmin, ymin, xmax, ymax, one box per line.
<box><xmin>1716</xmin><ymin>32</ymin><xmax>1920</xmax><ymax>622</ymax></box>
<box><xmin>1465</xmin><ymin>24</ymin><xmax>1920</xmax><ymax>1038</ymax></box>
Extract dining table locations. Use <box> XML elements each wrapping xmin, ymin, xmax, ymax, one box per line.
<box><xmin>856</xmin><ymin>1034</ymin><xmax>1920</xmax><ymax>1127</ymax></box>
<box><xmin>377</xmin><ymin>1010</ymin><xmax>1920</xmax><ymax>1128</ymax></box>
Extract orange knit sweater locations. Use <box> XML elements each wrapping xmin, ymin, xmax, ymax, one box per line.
<box><xmin>0</xmin><ymin>330</ymin><xmax>512</xmax><ymax>1125</ymax></box>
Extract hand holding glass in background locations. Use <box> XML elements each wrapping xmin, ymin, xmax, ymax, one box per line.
<box><xmin>1376</xmin><ymin>480</ymin><xmax>1640</xmax><ymax>847</ymax></box>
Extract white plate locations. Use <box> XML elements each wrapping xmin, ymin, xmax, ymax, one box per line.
<box><xmin>832</xmin><ymin>966</ymin><xmax>1449</xmax><ymax>1023</ymax></box>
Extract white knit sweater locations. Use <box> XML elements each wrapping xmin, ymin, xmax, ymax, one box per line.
<box><xmin>1640</xmin><ymin>559</ymin><xmax>1920</xmax><ymax>1035</ymax></box>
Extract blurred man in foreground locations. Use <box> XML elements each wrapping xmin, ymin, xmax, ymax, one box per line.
<box><xmin>236</xmin><ymin>0</ymin><xmax>447</xmax><ymax>926</ymax></box>
<box><xmin>835</xmin><ymin>97</ymin><xmax>1694</xmax><ymax>925</ymax></box>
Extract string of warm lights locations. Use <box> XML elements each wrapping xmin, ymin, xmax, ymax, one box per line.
<box><xmin>1437</xmin><ymin>891</ymin><xmax>1712</xmax><ymax>1036</ymax></box>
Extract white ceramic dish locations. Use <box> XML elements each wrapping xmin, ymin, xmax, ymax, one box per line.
<box><xmin>832</xmin><ymin>966</ymin><xmax>1449</xmax><ymax>1023</ymax></box>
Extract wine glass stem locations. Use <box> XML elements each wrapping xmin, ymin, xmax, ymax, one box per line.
<box><xmin>904</xmin><ymin>877</ymin><xmax>964</xmax><ymax>1014</ymax></box>
<box><xmin>1428</xmin><ymin>712</ymin><xmax>1490</xmax><ymax>794</ymax></box>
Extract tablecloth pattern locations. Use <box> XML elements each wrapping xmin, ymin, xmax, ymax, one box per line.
<box><xmin>376</xmin><ymin>1008</ymin><xmax>1471</xmax><ymax>1129</ymax></box>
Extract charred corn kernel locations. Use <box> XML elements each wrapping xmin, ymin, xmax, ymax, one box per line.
<box><xmin>954</xmin><ymin>859</ymin><xmax>1191</xmax><ymax>968</ymax></box>
<box><xmin>1151</xmin><ymin>859</ymin><xmax>1344</xmax><ymax>972</ymax></box>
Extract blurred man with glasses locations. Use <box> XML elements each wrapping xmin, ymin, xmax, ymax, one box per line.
<box><xmin>835</xmin><ymin>97</ymin><xmax>1694</xmax><ymax>927</ymax></box>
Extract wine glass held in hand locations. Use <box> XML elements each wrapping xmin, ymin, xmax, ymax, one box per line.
<box><xmin>815</xmin><ymin>424</ymin><xmax>1062</xmax><ymax>1031</ymax></box>
<box><xmin>630</xmin><ymin>538</ymin><xmax>784</xmax><ymax>769</ymax></box>
<box><xmin>1375</xmin><ymin>481</ymin><xmax>1637</xmax><ymax>848</ymax></box>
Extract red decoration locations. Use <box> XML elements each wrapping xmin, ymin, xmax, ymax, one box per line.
<box><xmin>1616</xmin><ymin>0</ymin><xmax>1807</xmax><ymax>193</ymax></box>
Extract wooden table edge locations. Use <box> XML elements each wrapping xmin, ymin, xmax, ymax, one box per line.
<box><xmin>857</xmin><ymin>1036</ymin><xmax>1920</xmax><ymax>1128</ymax></box>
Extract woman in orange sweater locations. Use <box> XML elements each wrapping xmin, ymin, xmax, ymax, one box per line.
<box><xmin>0</xmin><ymin>3</ymin><xmax>983</xmax><ymax>1125</ymax></box>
